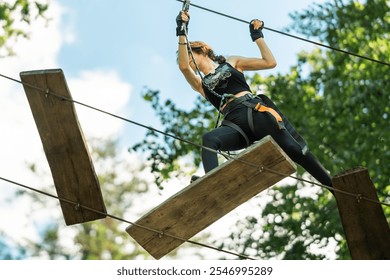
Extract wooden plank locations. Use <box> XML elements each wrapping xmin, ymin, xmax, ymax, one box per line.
<box><xmin>20</xmin><ymin>69</ymin><xmax>107</xmax><ymax>225</ymax></box>
<box><xmin>126</xmin><ymin>136</ymin><xmax>296</xmax><ymax>259</ymax></box>
<box><xmin>333</xmin><ymin>168</ymin><xmax>390</xmax><ymax>259</ymax></box>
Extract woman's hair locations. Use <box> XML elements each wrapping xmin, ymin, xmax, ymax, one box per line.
<box><xmin>189</xmin><ymin>41</ymin><xmax>226</xmax><ymax>64</ymax></box>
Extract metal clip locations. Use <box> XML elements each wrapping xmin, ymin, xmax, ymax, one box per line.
<box><xmin>74</xmin><ymin>203</ymin><xmax>81</xmax><ymax>211</ymax></box>
<box><xmin>258</xmin><ymin>166</ymin><xmax>265</xmax><ymax>173</ymax></box>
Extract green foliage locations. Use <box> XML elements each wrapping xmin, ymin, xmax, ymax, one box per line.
<box><xmin>4</xmin><ymin>139</ymin><xmax>155</xmax><ymax>259</ymax></box>
<box><xmin>68</xmin><ymin>140</ymin><xmax>153</xmax><ymax>259</ymax></box>
<box><xmin>132</xmin><ymin>0</ymin><xmax>389</xmax><ymax>259</ymax></box>
<box><xmin>285</xmin><ymin>0</ymin><xmax>389</xmax><ymax>193</ymax></box>
<box><xmin>0</xmin><ymin>0</ymin><xmax>49</xmax><ymax>260</ymax></box>
<box><xmin>131</xmin><ymin>89</ymin><xmax>218</xmax><ymax>188</ymax></box>
<box><xmin>228</xmin><ymin>0</ymin><xmax>389</xmax><ymax>259</ymax></box>
<box><xmin>0</xmin><ymin>231</ymin><xmax>27</xmax><ymax>259</ymax></box>
<box><xmin>0</xmin><ymin>0</ymin><xmax>48</xmax><ymax>56</ymax></box>
<box><xmin>219</xmin><ymin>186</ymin><xmax>347</xmax><ymax>259</ymax></box>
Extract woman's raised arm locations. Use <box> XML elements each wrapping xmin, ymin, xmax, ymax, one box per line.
<box><xmin>176</xmin><ymin>11</ymin><xmax>204</xmax><ymax>96</ymax></box>
<box><xmin>229</xmin><ymin>20</ymin><xmax>277</xmax><ymax>72</ymax></box>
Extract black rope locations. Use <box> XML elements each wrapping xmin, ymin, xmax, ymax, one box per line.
<box><xmin>1</xmin><ymin>71</ymin><xmax>389</xmax><ymax>208</ymax></box>
<box><xmin>175</xmin><ymin>0</ymin><xmax>390</xmax><ymax>67</ymax></box>
<box><xmin>262</xmin><ymin>167</ymin><xmax>390</xmax><ymax>207</ymax></box>
<box><xmin>182</xmin><ymin>23</ymin><xmax>235</xmax><ymax>129</ymax></box>
<box><xmin>0</xmin><ymin>176</ymin><xmax>257</xmax><ymax>260</ymax></box>
<box><xmin>0</xmin><ymin>73</ymin><xmax>257</xmax><ymax>175</ymax></box>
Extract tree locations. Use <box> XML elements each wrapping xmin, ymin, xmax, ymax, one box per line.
<box><xmin>0</xmin><ymin>0</ymin><xmax>48</xmax><ymax>56</ymax></box>
<box><xmin>132</xmin><ymin>89</ymin><xmax>217</xmax><ymax>188</ymax></box>
<box><xmin>0</xmin><ymin>0</ymin><xmax>49</xmax><ymax>258</ymax></box>
<box><xmin>22</xmin><ymin>139</ymin><xmax>155</xmax><ymax>259</ymax></box>
<box><xmin>224</xmin><ymin>0</ymin><xmax>389</xmax><ymax>259</ymax></box>
<box><xmin>132</xmin><ymin>0</ymin><xmax>389</xmax><ymax>259</ymax></box>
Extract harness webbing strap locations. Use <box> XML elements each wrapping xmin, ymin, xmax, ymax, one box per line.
<box><xmin>221</xmin><ymin>93</ymin><xmax>309</xmax><ymax>155</ymax></box>
<box><xmin>243</xmin><ymin>100</ymin><xmax>285</xmax><ymax>130</ymax></box>
<box><xmin>247</xmin><ymin>105</ymin><xmax>255</xmax><ymax>139</ymax></box>
<box><xmin>221</xmin><ymin>119</ymin><xmax>250</xmax><ymax>147</ymax></box>
<box><xmin>254</xmin><ymin>102</ymin><xmax>283</xmax><ymax>122</ymax></box>
<box><xmin>259</xmin><ymin>94</ymin><xmax>309</xmax><ymax>155</ymax></box>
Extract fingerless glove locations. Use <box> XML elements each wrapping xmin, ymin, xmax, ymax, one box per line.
<box><xmin>249</xmin><ymin>19</ymin><xmax>264</xmax><ymax>41</ymax></box>
<box><xmin>176</xmin><ymin>12</ymin><xmax>189</xmax><ymax>36</ymax></box>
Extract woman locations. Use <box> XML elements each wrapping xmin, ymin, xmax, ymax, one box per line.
<box><xmin>176</xmin><ymin>11</ymin><xmax>332</xmax><ymax>188</ymax></box>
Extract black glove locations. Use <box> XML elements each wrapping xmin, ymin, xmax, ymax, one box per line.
<box><xmin>249</xmin><ymin>19</ymin><xmax>264</xmax><ymax>41</ymax></box>
<box><xmin>176</xmin><ymin>12</ymin><xmax>189</xmax><ymax>36</ymax></box>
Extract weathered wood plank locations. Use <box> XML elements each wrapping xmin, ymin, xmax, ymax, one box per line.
<box><xmin>333</xmin><ymin>168</ymin><xmax>390</xmax><ymax>259</ymax></box>
<box><xmin>20</xmin><ymin>69</ymin><xmax>107</xmax><ymax>225</ymax></box>
<box><xmin>126</xmin><ymin>136</ymin><xmax>296</xmax><ymax>259</ymax></box>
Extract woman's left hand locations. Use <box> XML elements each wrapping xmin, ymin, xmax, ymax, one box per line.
<box><xmin>251</xmin><ymin>19</ymin><xmax>264</xmax><ymax>30</ymax></box>
<box><xmin>249</xmin><ymin>19</ymin><xmax>264</xmax><ymax>41</ymax></box>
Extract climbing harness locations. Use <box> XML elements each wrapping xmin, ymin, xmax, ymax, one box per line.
<box><xmin>181</xmin><ymin>2</ymin><xmax>308</xmax><ymax>155</ymax></box>
<box><xmin>222</xmin><ymin>94</ymin><xmax>309</xmax><ymax>155</ymax></box>
<box><xmin>221</xmin><ymin>94</ymin><xmax>285</xmax><ymax>147</ymax></box>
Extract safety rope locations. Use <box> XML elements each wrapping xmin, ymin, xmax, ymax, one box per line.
<box><xmin>1</xmin><ymin>71</ymin><xmax>389</xmax><ymax>208</ymax></box>
<box><xmin>182</xmin><ymin>22</ymin><xmax>234</xmax><ymax>128</ymax></box>
<box><xmin>0</xmin><ymin>176</ymin><xmax>256</xmax><ymax>260</ymax></box>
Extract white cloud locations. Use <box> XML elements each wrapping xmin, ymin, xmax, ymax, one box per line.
<box><xmin>0</xmin><ymin>1</ymin><xmax>64</xmax><ymax>183</ymax></box>
<box><xmin>0</xmin><ymin>0</ymin><xmax>133</xmax><ymax>248</ymax></box>
<box><xmin>0</xmin><ymin>0</ymin><xmax>133</xmax><ymax>178</ymax></box>
<box><xmin>4</xmin><ymin>2</ymin><xmax>62</xmax><ymax>70</ymax></box>
<box><xmin>68</xmin><ymin>69</ymin><xmax>132</xmax><ymax>139</ymax></box>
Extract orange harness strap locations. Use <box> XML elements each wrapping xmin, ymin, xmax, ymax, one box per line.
<box><xmin>254</xmin><ymin>103</ymin><xmax>283</xmax><ymax>122</ymax></box>
<box><xmin>221</xmin><ymin>95</ymin><xmax>287</xmax><ymax>147</ymax></box>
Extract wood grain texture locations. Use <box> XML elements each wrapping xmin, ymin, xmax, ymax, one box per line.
<box><xmin>126</xmin><ymin>136</ymin><xmax>296</xmax><ymax>259</ymax></box>
<box><xmin>333</xmin><ymin>168</ymin><xmax>390</xmax><ymax>259</ymax></box>
<box><xmin>20</xmin><ymin>69</ymin><xmax>106</xmax><ymax>225</ymax></box>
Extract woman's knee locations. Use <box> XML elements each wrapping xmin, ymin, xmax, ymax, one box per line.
<box><xmin>283</xmin><ymin>143</ymin><xmax>305</xmax><ymax>162</ymax></box>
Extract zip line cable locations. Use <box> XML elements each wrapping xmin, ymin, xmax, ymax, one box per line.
<box><xmin>175</xmin><ymin>0</ymin><xmax>390</xmax><ymax>67</ymax></box>
<box><xmin>1</xmin><ymin>71</ymin><xmax>389</xmax><ymax>209</ymax></box>
<box><xmin>0</xmin><ymin>176</ymin><xmax>256</xmax><ymax>260</ymax></box>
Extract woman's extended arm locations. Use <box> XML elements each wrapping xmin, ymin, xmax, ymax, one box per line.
<box><xmin>228</xmin><ymin>20</ymin><xmax>277</xmax><ymax>72</ymax></box>
<box><xmin>176</xmin><ymin>12</ymin><xmax>204</xmax><ymax>96</ymax></box>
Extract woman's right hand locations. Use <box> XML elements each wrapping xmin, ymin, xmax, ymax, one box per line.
<box><xmin>176</xmin><ymin>11</ymin><xmax>190</xmax><ymax>36</ymax></box>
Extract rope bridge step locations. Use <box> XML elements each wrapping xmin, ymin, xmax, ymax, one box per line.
<box><xmin>333</xmin><ymin>168</ymin><xmax>390</xmax><ymax>259</ymax></box>
<box><xmin>126</xmin><ymin>135</ymin><xmax>296</xmax><ymax>259</ymax></box>
<box><xmin>20</xmin><ymin>69</ymin><xmax>107</xmax><ymax>225</ymax></box>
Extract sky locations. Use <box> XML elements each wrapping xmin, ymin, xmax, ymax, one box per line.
<box><xmin>0</xmin><ymin>0</ymin><xmax>331</xmax><ymax>259</ymax></box>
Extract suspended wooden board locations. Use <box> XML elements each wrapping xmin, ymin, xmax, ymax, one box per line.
<box><xmin>333</xmin><ymin>168</ymin><xmax>390</xmax><ymax>259</ymax></box>
<box><xmin>20</xmin><ymin>69</ymin><xmax>107</xmax><ymax>225</ymax></box>
<box><xmin>126</xmin><ymin>136</ymin><xmax>296</xmax><ymax>259</ymax></box>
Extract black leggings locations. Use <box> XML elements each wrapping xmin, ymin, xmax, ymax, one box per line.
<box><xmin>202</xmin><ymin>103</ymin><xmax>332</xmax><ymax>187</ymax></box>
